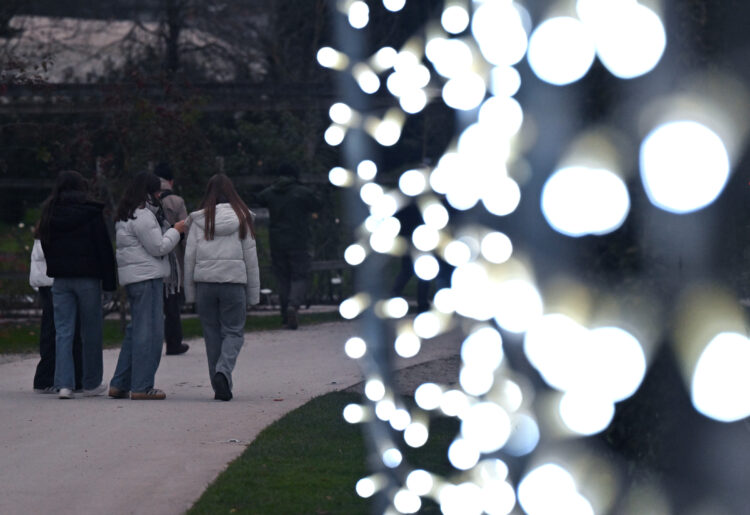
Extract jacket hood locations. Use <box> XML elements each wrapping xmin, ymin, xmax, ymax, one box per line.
<box><xmin>50</xmin><ymin>200</ymin><xmax>104</xmax><ymax>232</ymax></box>
<box><xmin>190</xmin><ymin>203</ymin><xmax>246</xmax><ymax>237</ymax></box>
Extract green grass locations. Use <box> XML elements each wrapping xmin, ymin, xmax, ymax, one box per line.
<box><xmin>189</xmin><ymin>391</ymin><xmax>460</xmax><ymax>515</ymax></box>
<box><xmin>0</xmin><ymin>310</ymin><xmax>342</xmax><ymax>355</ymax></box>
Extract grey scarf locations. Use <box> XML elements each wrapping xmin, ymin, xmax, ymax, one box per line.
<box><xmin>147</xmin><ymin>197</ymin><xmax>180</xmax><ymax>295</ymax></box>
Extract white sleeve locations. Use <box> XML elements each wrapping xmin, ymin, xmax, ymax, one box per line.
<box><xmin>133</xmin><ymin>210</ymin><xmax>180</xmax><ymax>257</ymax></box>
<box><xmin>183</xmin><ymin>222</ymin><xmax>198</xmax><ymax>303</ymax></box>
<box><xmin>242</xmin><ymin>235</ymin><xmax>260</xmax><ymax>305</ymax></box>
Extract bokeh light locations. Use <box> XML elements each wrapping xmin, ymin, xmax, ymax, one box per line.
<box><xmin>383</xmin><ymin>0</ymin><xmax>406</xmax><ymax>13</ymax></box>
<box><xmin>412</xmin><ymin>225</ymin><xmax>439</xmax><ymax>251</ymax></box>
<box><xmin>426</xmin><ymin>37</ymin><xmax>473</xmax><ymax>80</ymax></box>
<box><xmin>393</xmin><ymin>489</ymin><xmax>421</xmax><ymax>514</ymax></box>
<box><xmin>406</xmin><ymin>469</ymin><xmax>433</xmax><ymax>496</ymax></box>
<box><xmin>577</xmin><ymin>0</ymin><xmax>666</xmax><ymax>79</ymax></box>
<box><xmin>460</xmin><ymin>402</ymin><xmax>512</xmax><ymax>453</ymax></box>
<box><xmin>691</xmin><ymin>332</ymin><xmax>750</xmax><ymax>422</ymax></box>
<box><xmin>443</xmin><ymin>73</ymin><xmax>487</xmax><ymax>111</ymax></box>
<box><xmin>518</xmin><ymin>464</ymin><xmax>594</xmax><ymax>515</ymax></box>
<box><xmin>357</xmin><ymin>159</ymin><xmax>378</xmax><ymax>180</ymax></box>
<box><xmin>541</xmin><ymin>166</ymin><xmax>630</xmax><ymax>237</ymax></box>
<box><xmin>404</xmin><ymin>421</ymin><xmax>429</xmax><ymax>447</ymax></box>
<box><xmin>348</xmin><ymin>1</ymin><xmax>369</xmax><ymax>29</ymax></box>
<box><xmin>344</xmin><ymin>336</ymin><xmax>367</xmax><ymax>359</ymax></box>
<box><xmin>353</xmin><ymin>63</ymin><xmax>381</xmax><ymax>93</ymax></box>
<box><xmin>422</xmin><ymin>202</ymin><xmax>450</xmax><ymax>229</ymax></box>
<box><xmin>382</xmin><ymin>448</ymin><xmax>403</xmax><ymax>468</ymax></box>
<box><xmin>414</xmin><ymin>254</ymin><xmax>440</xmax><ymax>280</ymax></box>
<box><xmin>399</xmin><ymin>168</ymin><xmax>428</xmax><ymax>196</ymax></box>
<box><xmin>559</xmin><ymin>390</ymin><xmax>616</xmax><ymax>435</ymax></box>
<box><xmin>317</xmin><ymin>46</ymin><xmax>349</xmax><ymax>69</ymax></box>
<box><xmin>328</xmin><ymin>166</ymin><xmax>353</xmax><ymax>187</ymax></box>
<box><xmin>490</xmin><ymin>65</ymin><xmax>522</xmax><ymax>97</ymax></box>
<box><xmin>503</xmin><ymin>413</ymin><xmax>540</xmax><ymax>456</ymax></box>
<box><xmin>640</xmin><ymin>120</ymin><xmax>730</xmax><ymax>214</ymax></box>
<box><xmin>527</xmin><ymin>17</ymin><xmax>595</xmax><ymax>86</ymax></box>
<box><xmin>395</xmin><ymin>332</ymin><xmax>421</xmax><ymax>358</ymax></box>
<box><xmin>343</xmin><ymin>403</ymin><xmax>366</xmax><ymax>423</ymax></box>
<box><xmin>414</xmin><ymin>382</ymin><xmax>442</xmax><ymax>411</ymax></box>
<box><xmin>442</xmin><ymin>5</ymin><xmax>470</xmax><ymax>35</ymax></box>
<box><xmin>472</xmin><ymin>1</ymin><xmax>528</xmax><ymax>66</ymax></box>
<box><xmin>344</xmin><ymin>243</ymin><xmax>366</xmax><ymax>265</ymax></box>
<box><xmin>481</xmin><ymin>232</ymin><xmax>513</xmax><ymax>263</ymax></box>
<box><xmin>448</xmin><ymin>438</ymin><xmax>480</xmax><ymax>470</ymax></box>
<box><xmin>324</xmin><ymin>124</ymin><xmax>346</xmax><ymax>146</ymax></box>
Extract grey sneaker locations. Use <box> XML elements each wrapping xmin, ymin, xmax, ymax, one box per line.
<box><xmin>34</xmin><ymin>386</ymin><xmax>58</xmax><ymax>394</ymax></box>
<box><xmin>58</xmin><ymin>388</ymin><xmax>74</xmax><ymax>399</ymax></box>
<box><xmin>83</xmin><ymin>383</ymin><xmax>107</xmax><ymax>397</ymax></box>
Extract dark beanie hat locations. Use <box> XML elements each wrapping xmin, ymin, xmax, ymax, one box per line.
<box><xmin>154</xmin><ymin>162</ymin><xmax>173</xmax><ymax>181</ymax></box>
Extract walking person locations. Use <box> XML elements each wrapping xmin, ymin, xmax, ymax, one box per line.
<box><xmin>109</xmin><ymin>171</ymin><xmax>186</xmax><ymax>400</ymax></box>
<box><xmin>38</xmin><ymin>170</ymin><xmax>117</xmax><ymax>399</ymax></box>
<box><xmin>29</xmin><ymin>235</ymin><xmax>83</xmax><ymax>394</ymax></box>
<box><xmin>256</xmin><ymin>163</ymin><xmax>320</xmax><ymax>329</ymax></box>
<box><xmin>154</xmin><ymin>161</ymin><xmax>190</xmax><ymax>355</ymax></box>
<box><xmin>184</xmin><ymin>173</ymin><xmax>260</xmax><ymax>401</ymax></box>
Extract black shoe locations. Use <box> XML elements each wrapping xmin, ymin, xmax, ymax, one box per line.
<box><xmin>286</xmin><ymin>306</ymin><xmax>298</xmax><ymax>330</ymax></box>
<box><xmin>166</xmin><ymin>343</ymin><xmax>189</xmax><ymax>355</ymax></box>
<box><xmin>214</xmin><ymin>372</ymin><xmax>232</xmax><ymax>401</ymax></box>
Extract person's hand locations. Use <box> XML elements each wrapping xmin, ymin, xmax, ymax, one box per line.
<box><xmin>174</xmin><ymin>219</ymin><xmax>186</xmax><ymax>233</ymax></box>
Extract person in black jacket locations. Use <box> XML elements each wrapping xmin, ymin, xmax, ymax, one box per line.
<box><xmin>256</xmin><ymin>163</ymin><xmax>321</xmax><ymax>329</ymax></box>
<box><xmin>38</xmin><ymin>170</ymin><xmax>117</xmax><ymax>399</ymax></box>
<box><xmin>391</xmin><ymin>202</ymin><xmax>430</xmax><ymax>313</ymax></box>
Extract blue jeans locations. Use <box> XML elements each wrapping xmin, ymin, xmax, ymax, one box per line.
<box><xmin>52</xmin><ymin>277</ymin><xmax>103</xmax><ymax>390</ymax></box>
<box><xmin>196</xmin><ymin>283</ymin><xmax>247</xmax><ymax>392</ymax></box>
<box><xmin>111</xmin><ymin>278</ymin><xmax>164</xmax><ymax>393</ymax></box>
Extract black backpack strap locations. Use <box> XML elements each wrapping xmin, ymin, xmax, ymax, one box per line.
<box><xmin>159</xmin><ymin>189</ymin><xmax>174</xmax><ymax>200</ymax></box>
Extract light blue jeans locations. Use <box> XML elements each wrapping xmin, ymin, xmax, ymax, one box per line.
<box><xmin>111</xmin><ymin>278</ymin><xmax>164</xmax><ymax>393</ymax></box>
<box><xmin>52</xmin><ymin>277</ymin><xmax>103</xmax><ymax>390</ymax></box>
<box><xmin>196</xmin><ymin>283</ymin><xmax>247</xmax><ymax>392</ymax></box>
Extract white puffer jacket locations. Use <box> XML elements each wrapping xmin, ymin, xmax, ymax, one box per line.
<box><xmin>29</xmin><ymin>239</ymin><xmax>53</xmax><ymax>290</ymax></box>
<box><xmin>184</xmin><ymin>203</ymin><xmax>260</xmax><ymax>305</ymax></box>
<box><xmin>115</xmin><ymin>207</ymin><xmax>181</xmax><ymax>286</ymax></box>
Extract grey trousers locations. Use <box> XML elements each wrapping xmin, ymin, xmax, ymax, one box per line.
<box><xmin>195</xmin><ymin>282</ymin><xmax>247</xmax><ymax>392</ymax></box>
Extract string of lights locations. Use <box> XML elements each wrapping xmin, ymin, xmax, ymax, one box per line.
<box><xmin>321</xmin><ymin>1</ymin><xmax>749</xmax><ymax>513</ymax></box>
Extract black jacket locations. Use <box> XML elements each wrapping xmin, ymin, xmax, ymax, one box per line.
<box><xmin>41</xmin><ymin>193</ymin><xmax>117</xmax><ymax>292</ymax></box>
<box><xmin>256</xmin><ymin>176</ymin><xmax>321</xmax><ymax>251</ymax></box>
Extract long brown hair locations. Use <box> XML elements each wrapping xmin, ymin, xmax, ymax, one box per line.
<box><xmin>116</xmin><ymin>171</ymin><xmax>162</xmax><ymax>222</ymax></box>
<box><xmin>199</xmin><ymin>173</ymin><xmax>255</xmax><ymax>240</ymax></box>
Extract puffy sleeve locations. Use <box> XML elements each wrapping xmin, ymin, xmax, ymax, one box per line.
<box><xmin>242</xmin><ymin>234</ymin><xmax>260</xmax><ymax>305</ymax></box>
<box><xmin>133</xmin><ymin>209</ymin><xmax>180</xmax><ymax>257</ymax></box>
<box><xmin>183</xmin><ymin>221</ymin><xmax>199</xmax><ymax>303</ymax></box>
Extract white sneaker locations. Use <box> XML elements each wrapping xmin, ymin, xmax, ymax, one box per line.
<box><xmin>83</xmin><ymin>383</ymin><xmax>107</xmax><ymax>397</ymax></box>
<box><xmin>34</xmin><ymin>386</ymin><xmax>59</xmax><ymax>394</ymax></box>
<box><xmin>58</xmin><ymin>388</ymin><xmax>74</xmax><ymax>399</ymax></box>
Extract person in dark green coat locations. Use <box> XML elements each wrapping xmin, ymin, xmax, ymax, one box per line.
<box><xmin>256</xmin><ymin>163</ymin><xmax>321</xmax><ymax>329</ymax></box>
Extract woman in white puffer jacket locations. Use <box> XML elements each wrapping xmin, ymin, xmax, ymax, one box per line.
<box><xmin>184</xmin><ymin>173</ymin><xmax>260</xmax><ymax>401</ymax></box>
<box><xmin>109</xmin><ymin>171</ymin><xmax>186</xmax><ymax>400</ymax></box>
